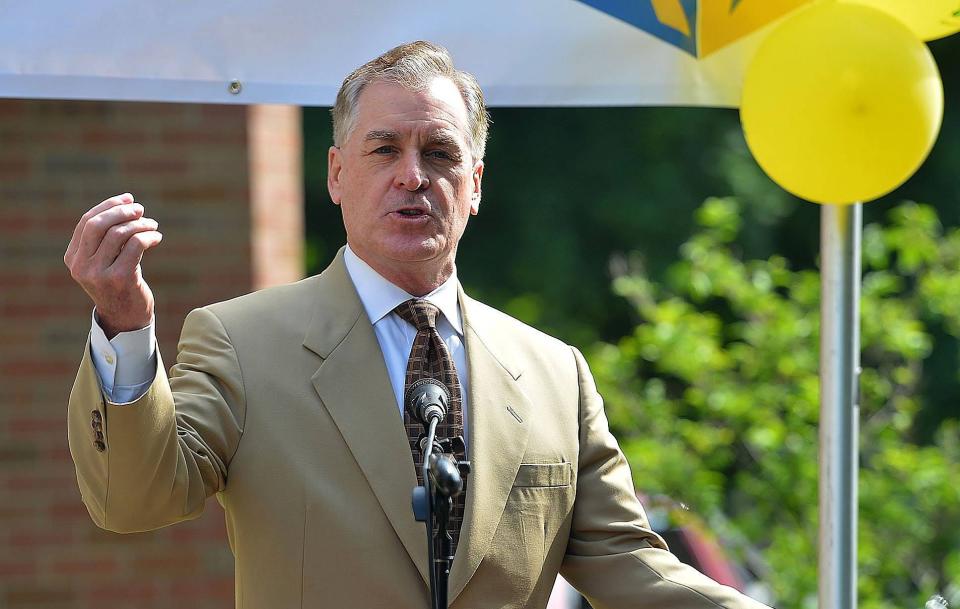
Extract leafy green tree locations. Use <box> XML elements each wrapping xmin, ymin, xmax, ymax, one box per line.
<box><xmin>590</xmin><ymin>197</ymin><xmax>960</xmax><ymax>609</ymax></box>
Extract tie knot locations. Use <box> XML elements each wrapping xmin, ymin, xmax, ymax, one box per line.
<box><xmin>394</xmin><ymin>299</ymin><xmax>440</xmax><ymax>332</ymax></box>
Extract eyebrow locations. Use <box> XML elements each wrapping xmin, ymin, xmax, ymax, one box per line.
<box><xmin>425</xmin><ymin>132</ymin><xmax>460</xmax><ymax>148</ymax></box>
<box><xmin>362</xmin><ymin>129</ymin><xmax>462</xmax><ymax>149</ymax></box>
<box><xmin>363</xmin><ymin>130</ymin><xmax>399</xmax><ymax>142</ymax></box>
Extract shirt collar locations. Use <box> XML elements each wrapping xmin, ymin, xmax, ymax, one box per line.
<box><xmin>343</xmin><ymin>244</ymin><xmax>463</xmax><ymax>335</ymax></box>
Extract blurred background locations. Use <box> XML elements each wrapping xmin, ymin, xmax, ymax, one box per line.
<box><xmin>0</xmin><ymin>28</ymin><xmax>956</xmax><ymax>609</ymax></box>
<box><xmin>306</xmin><ymin>32</ymin><xmax>960</xmax><ymax>608</ymax></box>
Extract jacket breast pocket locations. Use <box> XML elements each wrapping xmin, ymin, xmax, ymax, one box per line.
<box><xmin>514</xmin><ymin>462</ymin><xmax>572</xmax><ymax>488</ymax></box>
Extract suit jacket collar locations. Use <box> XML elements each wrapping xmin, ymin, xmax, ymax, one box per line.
<box><xmin>304</xmin><ymin>249</ymin><xmax>430</xmax><ymax>584</ymax></box>
<box><xmin>302</xmin><ymin>248</ymin><xmax>364</xmax><ymax>359</ymax></box>
<box><xmin>303</xmin><ymin>250</ymin><xmax>532</xmax><ymax>603</ymax></box>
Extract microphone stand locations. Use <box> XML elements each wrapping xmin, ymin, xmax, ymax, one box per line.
<box><xmin>412</xmin><ymin>426</ymin><xmax>469</xmax><ymax>609</ymax></box>
<box><xmin>413</xmin><ymin>418</ymin><xmax>441</xmax><ymax>608</ymax></box>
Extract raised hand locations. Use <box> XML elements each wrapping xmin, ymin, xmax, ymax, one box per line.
<box><xmin>64</xmin><ymin>193</ymin><xmax>163</xmax><ymax>339</ymax></box>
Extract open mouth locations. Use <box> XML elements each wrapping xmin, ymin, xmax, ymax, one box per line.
<box><xmin>393</xmin><ymin>207</ymin><xmax>430</xmax><ymax>219</ymax></box>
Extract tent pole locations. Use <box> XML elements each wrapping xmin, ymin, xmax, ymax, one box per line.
<box><xmin>818</xmin><ymin>203</ymin><xmax>861</xmax><ymax>609</ymax></box>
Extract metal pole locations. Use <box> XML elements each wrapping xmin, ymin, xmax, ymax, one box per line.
<box><xmin>818</xmin><ymin>203</ymin><xmax>861</xmax><ymax>609</ymax></box>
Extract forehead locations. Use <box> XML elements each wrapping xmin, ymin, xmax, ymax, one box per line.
<box><xmin>353</xmin><ymin>77</ymin><xmax>470</xmax><ymax>142</ymax></box>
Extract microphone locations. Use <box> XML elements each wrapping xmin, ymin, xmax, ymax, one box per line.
<box><xmin>429</xmin><ymin>453</ymin><xmax>464</xmax><ymax>498</ymax></box>
<box><xmin>404</xmin><ymin>378</ymin><xmax>448</xmax><ymax>427</ymax></box>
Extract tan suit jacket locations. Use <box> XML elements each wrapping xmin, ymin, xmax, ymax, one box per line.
<box><xmin>68</xmin><ymin>250</ymin><xmax>770</xmax><ymax>609</ymax></box>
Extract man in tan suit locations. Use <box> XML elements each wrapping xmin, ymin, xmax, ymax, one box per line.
<box><xmin>64</xmin><ymin>41</ymin><xmax>772</xmax><ymax>609</ymax></box>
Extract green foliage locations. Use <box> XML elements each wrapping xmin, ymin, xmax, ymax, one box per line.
<box><xmin>592</xmin><ymin>198</ymin><xmax>960</xmax><ymax>608</ymax></box>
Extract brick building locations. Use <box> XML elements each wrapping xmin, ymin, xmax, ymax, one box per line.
<box><xmin>0</xmin><ymin>100</ymin><xmax>304</xmax><ymax>608</ymax></box>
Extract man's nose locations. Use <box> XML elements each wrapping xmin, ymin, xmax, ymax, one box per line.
<box><xmin>395</xmin><ymin>153</ymin><xmax>430</xmax><ymax>191</ymax></box>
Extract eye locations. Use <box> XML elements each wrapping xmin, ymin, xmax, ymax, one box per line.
<box><xmin>373</xmin><ymin>145</ymin><xmax>396</xmax><ymax>154</ymax></box>
<box><xmin>426</xmin><ymin>149</ymin><xmax>456</xmax><ymax>161</ymax></box>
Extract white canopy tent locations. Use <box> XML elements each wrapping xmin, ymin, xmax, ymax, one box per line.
<box><xmin>0</xmin><ymin>0</ymin><xmax>806</xmax><ymax>107</ymax></box>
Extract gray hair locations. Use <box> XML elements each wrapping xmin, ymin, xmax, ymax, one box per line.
<box><xmin>331</xmin><ymin>41</ymin><xmax>490</xmax><ymax>161</ymax></box>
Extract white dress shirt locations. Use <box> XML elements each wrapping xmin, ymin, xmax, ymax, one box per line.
<box><xmin>89</xmin><ymin>311</ymin><xmax>157</xmax><ymax>404</ymax></box>
<box><xmin>89</xmin><ymin>245</ymin><xmax>470</xmax><ymax>429</ymax></box>
<box><xmin>342</xmin><ymin>246</ymin><xmax>470</xmax><ymax>422</ymax></box>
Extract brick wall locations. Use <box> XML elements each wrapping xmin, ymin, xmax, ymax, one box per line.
<box><xmin>249</xmin><ymin>105</ymin><xmax>304</xmax><ymax>290</ymax></box>
<box><xmin>0</xmin><ymin>100</ymin><xmax>303</xmax><ymax>608</ymax></box>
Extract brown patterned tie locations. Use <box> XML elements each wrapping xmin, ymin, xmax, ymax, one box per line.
<box><xmin>394</xmin><ymin>298</ymin><xmax>466</xmax><ymax>556</ymax></box>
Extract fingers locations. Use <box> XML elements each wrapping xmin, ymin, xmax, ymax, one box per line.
<box><xmin>109</xmin><ymin>230</ymin><xmax>164</xmax><ymax>277</ymax></box>
<box><xmin>63</xmin><ymin>193</ymin><xmax>161</xmax><ymax>334</ymax></box>
<box><xmin>65</xmin><ymin>193</ymin><xmax>135</xmax><ymax>262</ymax></box>
<box><xmin>63</xmin><ymin>192</ymin><xmax>163</xmax><ymax>301</ymax></box>
<box><xmin>76</xmin><ymin>202</ymin><xmax>146</xmax><ymax>260</ymax></box>
<box><xmin>93</xmin><ymin>216</ymin><xmax>160</xmax><ymax>267</ymax></box>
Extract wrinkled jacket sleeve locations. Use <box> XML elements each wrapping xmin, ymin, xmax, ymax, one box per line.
<box><xmin>67</xmin><ymin>307</ymin><xmax>245</xmax><ymax>533</ymax></box>
<box><xmin>561</xmin><ymin>347</ymin><xmax>772</xmax><ymax>609</ymax></box>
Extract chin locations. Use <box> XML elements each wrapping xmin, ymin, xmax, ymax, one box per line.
<box><xmin>381</xmin><ymin>237</ymin><xmax>446</xmax><ymax>263</ymax></box>
<box><xmin>388</xmin><ymin>248</ymin><xmax>441</xmax><ymax>264</ymax></box>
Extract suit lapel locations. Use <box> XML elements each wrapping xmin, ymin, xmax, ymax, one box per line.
<box><xmin>448</xmin><ymin>290</ymin><xmax>531</xmax><ymax>604</ymax></box>
<box><xmin>303</xmin><ymin>251</ymin><xmax>429</xmax><ymax>586</ymax></box>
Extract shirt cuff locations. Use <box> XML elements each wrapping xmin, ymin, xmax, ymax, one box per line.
<box><xmin>89</xmin><ymin>309</ymin><xmax>157</xmax><ymax>403</ymax></box>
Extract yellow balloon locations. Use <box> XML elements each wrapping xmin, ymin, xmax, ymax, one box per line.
<box><xmin>842</xmin><ymin>0</ymin><xmax>960</xmax><ymax>41</ymax></box>
<box><xmin>740</xmin><ymin>2</ymin><xmax>944</xmax><ymax>205</ymax></box>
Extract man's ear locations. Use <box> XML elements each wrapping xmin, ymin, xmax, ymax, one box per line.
<box><xmin>328</xmin><ymin>145</ymin><xmax>343</xmax><ymax>205</ymax></box>
<box><xmin>470</xmin><ymin>160</ymin><xmax>484</xmax><ymax>215</ymax></box>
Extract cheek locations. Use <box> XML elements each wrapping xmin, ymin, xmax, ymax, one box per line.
<box><xmin>339</xmin><ymin>199</ymin><xmax>370</xmax><ymax>232</ymax></box>
<box><xmin>340</xmin><ymin>164</ymin><xmax>376</xmax><ymax>197</ymax></box>
<box><xmin>444</xmin><ymin>176</ymin><xmax>472</xmax><ymax>205</ymax></box>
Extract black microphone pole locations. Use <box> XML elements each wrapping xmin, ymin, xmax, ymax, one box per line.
<box><xmin>407</xmin><ymin>379</ymin><xmax>448</xmax><ymax>609</ymax></box>
<box><xmin>428</xmin><ymin>450</ymin><xmax>463</xmax><ymax>607</ymax></box>
<box><xmin>407</xmin><ymin>379</ymin><xmax>470</xmax><ymax>609</ymax></box>
<box><xmin>421</xmin><ymin>417</ymin><xmax>441</xmax><ymax>608</ymax></box>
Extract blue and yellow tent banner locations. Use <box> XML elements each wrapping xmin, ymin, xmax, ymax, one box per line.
<box><xmin>578</xmin><ymin>0</ymin><xmax>811</xmax><ymax>58</ymax></box>
<box><xmin>0</xmin><ymin>0</ymin><xmax>815</xmax><ymax>107</ymax></box>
